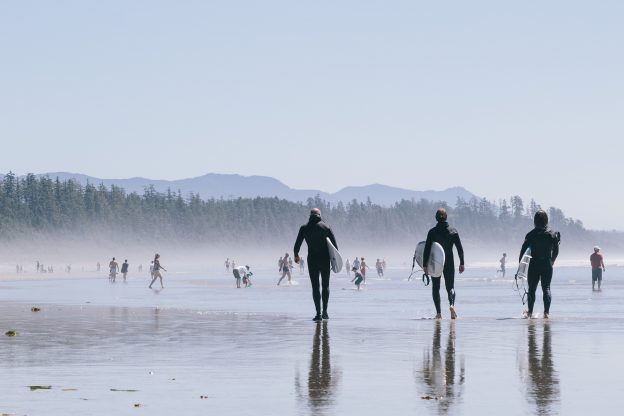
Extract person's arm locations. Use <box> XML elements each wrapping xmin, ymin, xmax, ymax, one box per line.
<box><xmin>293</xmin><ymin>226</ymin><xmax>305</xmax><ymax>263</ymax></box>
<box><xmin>422</xmin><ymin>230</ymin><xmax>433</xmax><ymax>272</ymax></box>
<box><xmin>454</xmin><ymin>233</ymin><xmax>465</xmax><ymax>273</ymax></box>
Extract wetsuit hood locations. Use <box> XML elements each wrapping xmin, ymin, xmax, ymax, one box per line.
<box><xmin>308</xmin><ymin>214</ymin><xmax>322</xmax><ymax>225</ymax></box>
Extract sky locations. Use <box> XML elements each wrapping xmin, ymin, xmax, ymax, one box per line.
<box><xmin>1</xmin><ymin>1</ymin><xmax>623</xmax><ymax>230</ymax></box>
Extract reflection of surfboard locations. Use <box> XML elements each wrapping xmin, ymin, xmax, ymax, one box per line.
<box><xmin>414</xmin><ymin>241</ymin><xmax>445</xmax><ymax>277</ymax></box>
<box><xmin>326</xmin><ymin>238</ymin><xmax>343</xmax><ymax>273</ymax></box>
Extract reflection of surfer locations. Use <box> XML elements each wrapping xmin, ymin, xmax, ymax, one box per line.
<box><xmin>295</xmin><ymin>321</ymin><xmax>340</xmax><ymax>412</ymax></box>
<box><xmin>519</xmin><ymin>210</ymin><xmax>560</xmax><ymax>319</ymax></box>
<box><xmin>497</xmin><ymin>253</ymin><xmax>507</xmax><ymax>277</ymax></box>
<box><xmin>524</xmin><ymin>322</ymin><xmax>559</xmax><ymax>414</ymax></box>
<box><xmin>294</xmin><ymin>208</ymin><xmax>338</xmax><ymax>322</ymax></box>
<box><xmin>423</xmin><ymin>208</ymin><xmax>465</xmax><ymax>319</ymax></box>
<box><xmin>417</xmin><ymin>321</ymin><xmax>465</xmax><ymax>411</ymax></box>
<box><xmin>277</xmin><ymin>253</ymin><xmax>293</xmax><ymax>285</ymax></box>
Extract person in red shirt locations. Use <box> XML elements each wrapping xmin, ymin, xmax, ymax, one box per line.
<box><xmin>590</xmin><ymin>246</ymin><xmax>606</xmax><ymax>291</ymax></box>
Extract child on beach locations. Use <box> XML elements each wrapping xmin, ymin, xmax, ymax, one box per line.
<box><xmin>351</xmin><ymin>267</ymin><xmax>364</xmax><ymax>290</ymax></box>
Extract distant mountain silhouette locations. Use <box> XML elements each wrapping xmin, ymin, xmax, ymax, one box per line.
<box><xmin>19</xmin><ymin>172</ymin><xmax>476</xmax><ymax>206</ymax></box>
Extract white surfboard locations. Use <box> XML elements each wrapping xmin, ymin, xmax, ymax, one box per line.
<box><xmin>516</xmin><ymin>247</ymin><xmax>532</xmax><ymax>280</ymax></box>
<box><xmin>414</xmin><ymin>241</ymin><xmax>445</xmax><ymax>277</ymax></box>
<box><xmin>327</xmin><ymin>238</ymin><xmax>343</xmax><ymax>273</ymax></box>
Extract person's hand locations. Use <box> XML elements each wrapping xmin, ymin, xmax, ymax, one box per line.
<box><xmin>459</xmin><ymin>264</ymin><xmax>465</xmax><ymax>274</ymax></box>
<box><xmin>294</xmin><ymin>255</ymin><xmax>300</xmax><ymax>264</ymax></box>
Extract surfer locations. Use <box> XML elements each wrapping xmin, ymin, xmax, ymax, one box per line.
<box><xmin>498</xmin><ymin>253</ymin><xmax>507</xmax><ymax>277</ymax></box>
<box><xmin>519</xmin><ymin>210</ymin><xmax>560</xmax><ymax>319</ymax></box>
<box><xmin>109</xmin><ymin>257</ymin><xmax>119</xmax><ymax>283</ymax></box>
<box><xmin>121</xmin><ymin>259</ymin><xmax>129</xmax><ymax>282</ymax></box>
<box><xmin>148</xmin><ymin>254</ymin><xmax>167</xmax><ymax>289</ymax></box>
<box><xmin>294</xmin><ymin>208</ymin><xmax>338</xmax><ymax>322</ymax></box>
<box><xmin>423</xmin><ymin>208</ymin><xmax>465</xmax><ymax>319</ymax></box>
<box><xmin>277</xmin><ymin>253</ymin><xmax>293</xmax><ymax>285</ymax></box>
<box><xmin>590</xmin><ymin>246</ymin><xmax>605</xmax><ymax>291</ymax></box>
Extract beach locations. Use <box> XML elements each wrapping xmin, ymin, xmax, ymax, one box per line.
<box><xmin>1</xmin><ymin>265</ymin><xmax>622</xmax><ymax>415</ymax></box>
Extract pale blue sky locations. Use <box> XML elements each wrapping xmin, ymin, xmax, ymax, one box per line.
<box><xmin>1</xmin><ymin>1</ymin><xmax>622</xmax><ymax>229</ymax></box>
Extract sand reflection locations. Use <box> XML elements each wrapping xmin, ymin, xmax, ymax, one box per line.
<box><xmin>296</xmin><ymin>321</ymin><xmax>341</xmax><ymax>415</ymax></box>
<box><xmin>416</xmin><ymin>321</ymin><xmax>465</xmax><ymax>414</ymax></box>
<box><xmin>520</xmin><ymin>322</ymin><xmax>560</xmax><ymax>415</ymax></box>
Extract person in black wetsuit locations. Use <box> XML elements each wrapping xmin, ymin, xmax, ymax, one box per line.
<box><xmin>422</xmin><ymin>208</ymin><xmax>465</xmax><ymax>319</ymax></box>
<box><xmin>294</xmin><ymin>208</ymin><xmax>338</xmax><ymax>322</ymax></box>
<box><xmin>519</xmin><ymin>210</ymin><xmax>560</xmax><ymax>319</ymax></box>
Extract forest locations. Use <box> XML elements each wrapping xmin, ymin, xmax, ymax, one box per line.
<box><xmin>0</xmin><ymin>172</ymin><xmax>613</xmax><ymax>251</ymax></box>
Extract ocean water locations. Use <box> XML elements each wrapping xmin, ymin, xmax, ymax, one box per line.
<box><xmin>0</xmin><ymin>265</ymin><xmax>622</xmax><ymax>415</ymax></box>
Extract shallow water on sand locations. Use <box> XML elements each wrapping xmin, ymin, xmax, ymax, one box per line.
<box><xmin>0</xmin><ymin>266</ymin><xmax>622</xmax><ymax>415</ymax></box>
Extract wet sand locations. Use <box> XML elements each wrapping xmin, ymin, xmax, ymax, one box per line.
<box><xmin>0</xmin><ymin>266</ymin><xmax>622</xmax><ymax>415</ymax></box>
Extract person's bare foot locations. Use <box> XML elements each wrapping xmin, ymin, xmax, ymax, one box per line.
<box><xmin>522</xmin><ymin>310</ymin><xmax>532</xmax><ymax>319</ymax></box>
<box><xmin>435</xmin><ymin>313</ymin><xmax>442</xmax><ymax>319</ymax></box>
<box><xmin>450</xmin><ymin>306</ymin><xmax>458</xmax><ymax>320</ymax></box>
<box><xmin>543</xmin><ymin>313</ymin><xmax>549</xmax><ymax>319</ymax></box>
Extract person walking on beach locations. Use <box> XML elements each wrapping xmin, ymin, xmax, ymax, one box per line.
<box><xmin>498</xmin><ymin>253</ymin><xmax>507</xmax><ymax>277</ymax></box>
<box><xmin>590</xmin><ymin>246</ymin><xmax>605</xmax><ymax>291</ymax></box>
<box><xmin>277</xmin><ymin>253</ymin><xmax>293</xmax><ymax>285</ymax></box>
<box><xmin>294</xmin><ymin>208</ymin><xmax>339</xmax><ymax>322</ymax></box>
<box><xmin>352</xmin><ymin>257</ymin><xmax>360</xmax><ymax>273</ymax></box>
<box><xmin>109</xmin><ymin>257</ymin><xmax>119</xmax><ymax>283</ymax></box>
<box><xmin>422</xmin><ymin>208</ymin><xmax>465</xmax><ymax>320</ymax></box>
<box><xmin>121</xmin><ymin>259</ymin><xmax>129</xmax><ymax>282</ymax></box>
<box><xmin>233</xmin><ymin>265</ymin><xmax>251</xmax><ymax>288</ymax></box>
<box><xmin>97</xmin><ymin>262</ymin><xmax>101</xmax><ymax>272</ymax></box>
<box><xmin>519</xmin><ymin>210</ymin><xmax>560</xmax><ymax>319</ymax></box>
<box><xmin>375</xmin><ymin>259</ymin><xmax>384</xmax><ymax>278</ymax></box>
<box><xmin>359</xmin><ymin>258</ymin><xmax>369</xmax><ymax>284</ymax></box>
<box><xmin>345</xmin><ymin>259</ymin><xmax>351</xmax><ymax>277</ymax></box>
<box><xmin>225</xmin><ymin>258</ymin><xmax>230</xmax><ymax>273</ymax></box>
<box><xmin>148</xmin><ymin>254</ymin><xmax>167</xmax><ymax>289</ymax></box>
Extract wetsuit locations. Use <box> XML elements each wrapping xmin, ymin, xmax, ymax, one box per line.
<box><xmin>422</xmin><ymin>221</ymin><xmax>465</xmax><ymax>314</ymax></box>
<box><xmin>294</xmin><ymin>214</ymin><xmax>338</xmax><ymax>316</ymax></box>
<box><xmin>519</xmin><ymin>227</ymin><xmax>560</xmax><ymax>315</ymax></box>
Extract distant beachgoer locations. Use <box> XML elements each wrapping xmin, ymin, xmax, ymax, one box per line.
<box><xmin>36</xmin><ymin>261</ymin><xmax>40</xmax><ymax>272</ymax></box>
<box><xmin>359</xmin><ymin>258</ymin><xmax>369</xmax><ymax>283</ymax></box>
<box><xmin>109</xmin><ymin>257</ymin><xmax>119</xmax><ymax>283</ymax></box>
<box><xmin>288</xmin><ymin>257</ymin><xmax>294</xmax><ymax>271</ymax></box>
<box><xmin>277</xmin><ymin>253</ymin><xmax>293</xmax><ymax>285</ymax></box>
<box><xmin>498</xmin><ymin>253</ymin><xmax>507</xmax><ymax>277</ymax></box>
<box><xmin>149</xmin><ymin>261</ymin><xmax>154</xmax><ymax>278</ymax></box>
<box><xmin>278</xmin><ymin>256</ymin><xmax>283</xmax><ymax>269</ymax></box>
<box><xmin>294</xmin><ymin>208</ymin><xmax>338</xmax><ymax>321</ymax></box>
<box><xmin>382</xmin><ymin>258</ymin><xmax>387</xmax><ymax>271</ymax></box>
<box><xmin>422</xmin><ymin>208</ymin><xmax>465</xmax><ymax>320</ymax></box>
<box><xmin>345</xmin><ymin>259</ymin><xmax>351</xmax><ymax>277</ymax></box>
<box><xmin>351</xmin><ymin>267</ymin><xmax>364</xmax><ymax>290</ymax></box>
<box><xmin>225</xmin><ymin>258</ymin><xmax>230</xmax><ymax>273</ymax></box>
<box><xmin>300</xmin><ymin>258</ymin><xmax>305</xmax><ymax>274</ymax></box>
<box><xmin>352</xmin><ymin>257</ymin><xmax>360</xmax><ymax>274</ymax></box>
<box><xmin>97</xmin><ymin>262</ymin><xmax>101</xmax><ymax>272</ymax></box>
<box><xmin>121</xmin><ymin>260</ymin><xmax>129</xmax><ymax>282</ymax></box>
<box><xmin>231</xmin><ymin>260</ymin><xmax>236</xmax><ymax>270</ymax></box>
<box><xmin>519</xmin><ymin>210</ymin><xmax>560</xmax><ymax>319</ymax></box>
<box><xmin>149</xmin><ymin>254</ymin><xmax>167</xmax><ymax>289</ymax></box>
<box><xmin>233</xmin><ymin>265</ymin><xmax>251</xmax><ymax>288</ymax></box>
<box><xmin>375</xmin><ymin>259</ymin><xmax>384</xmax><ymax>278</ymax></box>
<box><xmin>590</xmin><ymin>246</ymin><xmax>605</xmax><ymax>291</ymax></box>
<box><xmin>138</xmin><ymin>264</ymin><xmax>143</xmax><ymax>273</ymax></box>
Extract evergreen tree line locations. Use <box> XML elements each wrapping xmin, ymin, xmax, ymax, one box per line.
<box><xmin>0</xmin><ymin>173</ymin><xmax>606</xmax><ymax>248</ymax></box>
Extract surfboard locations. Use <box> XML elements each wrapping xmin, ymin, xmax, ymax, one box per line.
<box><xmin>414</xmin><ymin>241</ymin><xmax>445</xmax><ymax>277</ymax></box>
<box><xmin>516</xmin><ymin>247</ymin><xmax>532</xmax><ymax>280</ymax></box>
<box><xmin>326</xmin><ymin>238</ymin><xmax>343</xmax><ymax>273</ymax></box>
